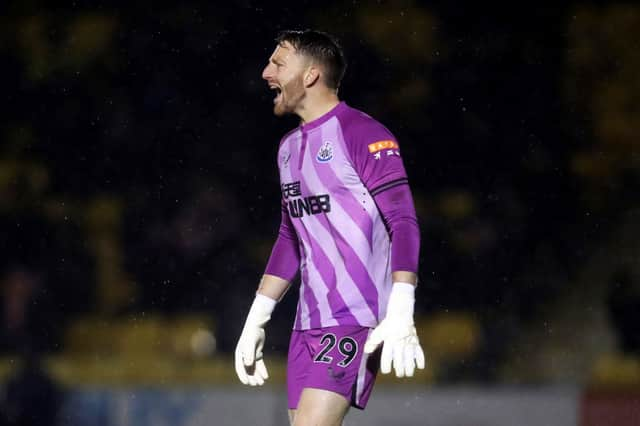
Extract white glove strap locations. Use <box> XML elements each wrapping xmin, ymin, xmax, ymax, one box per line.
<box><xmin>386</xmin><ymin>282</ymin><xmax>416</xmax><ymax>321</ymax></box>
<box><xmin>244</xmin><ymin>293</ymin><xmax>277</xmax><ymax>328</ymax></box>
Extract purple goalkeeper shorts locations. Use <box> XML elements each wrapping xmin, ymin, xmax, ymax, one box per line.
<box><xmin>287</xmin><ymin>325</ymin><xmax>380</xmax><ymax>410</ymax></box>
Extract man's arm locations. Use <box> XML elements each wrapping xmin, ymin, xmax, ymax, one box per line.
<box><xmin>257</xmin><ymin>273</ymin><xmax>291</xmax><ymax>301</ymax></box>
<box><xmin>335</xmin><ymin>115</ymin><xmax>425</xmax><ymax>376</ymax></box>
<box><xmin>235</xmin><ymin>201</ymin><xmax>300</xmax><ymax>386</ymax></box>
<box><xmin>263</xmin><ymin>200</ymin><xmax>300</xmax><ymax>283</ymax></box>
<box><xmin>347</xmin><ymin>131</ymin><xmax>424</xmax><ymax>376</ymax></box>
<box><xmin>373</xmin><ymin>181</ymin><xmax>420</xmax><ymax>278</ymax></box>
<box><xmin>341</xmin><ymin>119</ymin><xmax>420</xmax><ymax>280</ymax></box>
<box><xmin>392</xmin><ymin>271</ymin><xmax>417</xmax><ymax>285</ymax></box>
<box><xmin>364</xmin><ymin>183</ymin><xmax>425</xmax><ymax>377</ymax></box>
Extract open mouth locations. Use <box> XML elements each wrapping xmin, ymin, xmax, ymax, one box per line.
<box><xmin>270</xmin><ymin>85</ymin><xmax>282</xmax><ymax>104</ymax></box>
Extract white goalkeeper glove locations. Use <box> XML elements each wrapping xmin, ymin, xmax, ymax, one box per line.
<box><xmin>234</xmin><ymin>293</ymin><xmax>277</xmax><ymax>386</ymax></box>
<box><xmin>364</xmin><ymin>282</ymin><xmax>425</xmax><ymax>377</ymax></box>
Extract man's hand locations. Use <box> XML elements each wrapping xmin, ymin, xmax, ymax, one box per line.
<box><xmin>363</xmin><ymin>282</ymin><xmax>425</xmax><ymax>378</ymax></box>
<box><xmin>234</xmin><ymin>294</ymin><xmax>277</xmax><ymax>386</ymax></box>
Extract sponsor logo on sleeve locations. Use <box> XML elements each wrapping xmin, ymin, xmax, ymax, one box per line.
<box><xmin>367</xmin><ymin>140</ymin><xmax>398</xmax><ymax>153</ymax></box>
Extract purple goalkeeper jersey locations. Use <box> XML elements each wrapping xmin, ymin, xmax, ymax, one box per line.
<box><xmin>276</xmin><ymin>102</ymin><xmax>412</xmax><ymax>330</ymax></box>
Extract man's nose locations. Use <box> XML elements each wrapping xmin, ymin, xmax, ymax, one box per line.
<box><xmin>262</xmin><ymin>64</ymin><xmax>273</xmax><ymax>81</ymax></box>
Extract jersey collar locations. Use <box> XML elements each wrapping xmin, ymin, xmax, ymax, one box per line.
<box><xmin>300</xmin><ymin>101</ymin><xmax>347</xmax><ymax>132</ymax></box>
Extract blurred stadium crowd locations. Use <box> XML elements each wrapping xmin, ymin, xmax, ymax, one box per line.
<box><xmin>0</xmin><ymin>3</ymin><xmax>639</xmax><ymax>420</ymax></box>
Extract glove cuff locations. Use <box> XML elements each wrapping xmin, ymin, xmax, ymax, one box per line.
<box><xmin>385</xmin><ymin>282</ymin><xmax>416</xmax><ymax>321</ymax></box>
<box><xmin>245</xmin><ymin>293</ymin><xmax>277</xmax><ymax>328</ymax></box>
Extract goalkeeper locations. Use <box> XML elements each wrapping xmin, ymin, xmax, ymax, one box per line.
<box><xmin>235</xmin><ymin>29</ymin><xmax>425</xmax><ymax>426</ymax></box>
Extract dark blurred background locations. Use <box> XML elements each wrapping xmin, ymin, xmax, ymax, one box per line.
<box><xmin>0</xmin><ymin>1</ymin><xmax>639</xmax><ymax>424</ymax></box>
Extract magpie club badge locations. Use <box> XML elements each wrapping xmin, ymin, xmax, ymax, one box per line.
<box><xmin>316</xmin><ymin>141</ymin><xmax>333</xmax><ymax>163</ymax></box>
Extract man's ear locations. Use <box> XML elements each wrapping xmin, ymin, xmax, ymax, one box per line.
<box><xmin>304</xmin><ymin>66</ymin><xmax>320</xmax><ymax>88</ymax></box>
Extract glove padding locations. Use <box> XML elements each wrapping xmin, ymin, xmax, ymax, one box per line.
<box><xmin>234</xmin><ymin>294</ymin><xmax>276</xmax><ymax>386</ymax></box>
<box><xmin>364</xmin><ymin>282</ymin><xmax>426</xmax><ymax>378</ymax></box>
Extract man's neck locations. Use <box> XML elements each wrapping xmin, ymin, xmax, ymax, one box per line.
<box><xmin>297</xmin><ymin>93</ymin><xmax>340</xmax><ymax>125</ymax></box>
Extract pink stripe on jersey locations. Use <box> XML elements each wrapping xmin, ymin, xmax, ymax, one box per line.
<box><xmin>297</xmin><ymin>271</ymin><xmax>311</xmax><ymax>329</ymax></box>
<box><xmin>281</xmin><ymin>146</ymin><xmax>357</xmax><ymax>328</ymax></box>
<box><xmin>294</xmin><ymin>297</ymin><xmax>302</xmax><ymax>330</ymax></box>
<box><xmin>300</xmin><ymin>135</ymin><xmax>380</xmax><ymax>320</ymax></box>
<box><xmin>300</xmin><ymin>261</ymin><xmax>322</xmax><ymax>329</ymax></box>
<box><xmin>322</xmin><ymin>218</ymin><xmax>379</xmax><ymax>318</ymax></box>
<box><xmin>304</xmin><ymin>231</ymin><xmax>357</xmax><ymax>325</ymax></box>
<box><xmin>298</xmin><ymin>147</ymin><xmax>378</xmax><ymax>324</ymax></box>
<box><xmin>295</xmin><ymin>175</ymin><xmax>376</xmax><ymax>326</ymax></box>
<box><xmin>297</xmin><ymin>223</ymin><xmax>338</xmax><ymax>327</ymax></box>
<box><xmin>317</xmin><ymin>124</ymin><xmax>375</xmax><ymax>247</ymax></box>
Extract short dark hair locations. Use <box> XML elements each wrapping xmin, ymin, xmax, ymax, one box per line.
<box><xmin>275</xmin><ymin>29</ymin><xmax>346</xmax><ymax>91</ymax></box>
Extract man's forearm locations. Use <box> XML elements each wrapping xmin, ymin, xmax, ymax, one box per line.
<box><xmin>372</xmin><ymin>185</ymin><xmax>420</xmax><ymax>275</ymax></box>
<box><xmin>392</xmin><ymin>271</ymin><xmax>417</xmax><ymax>285</ymax></box>
<box><xmin>257</xmin><ymin>274</ymin><xmax>291</xmax><ymax>302</ymax></box>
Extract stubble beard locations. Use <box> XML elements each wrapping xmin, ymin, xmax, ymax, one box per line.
<box><xmin>273</xmin><ymin>77</ymin><xmax>305</xmax><ymax>117</ymax></box>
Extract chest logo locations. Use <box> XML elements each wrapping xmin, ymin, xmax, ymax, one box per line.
<box><xmin>316</xmin><ymin>141</ymin><xmax>334</xmax><ymax>163</ymax></box>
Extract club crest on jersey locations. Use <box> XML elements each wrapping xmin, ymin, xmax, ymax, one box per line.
<box><xmin>316</xmin><ymin>141</ymin><xmax>333</xmax><ymax>163</ymax></box>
